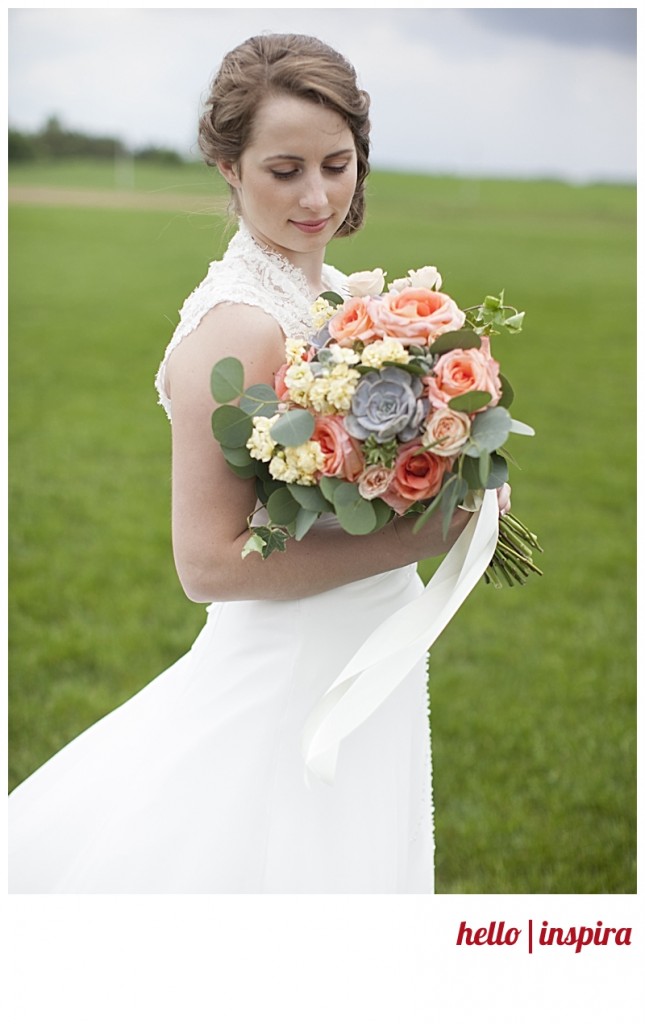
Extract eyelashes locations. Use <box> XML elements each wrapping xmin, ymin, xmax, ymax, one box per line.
<box><xmin>271</xmin><ymin>165</ymin><xmax>350</xmax><ymax>181</ymax></box>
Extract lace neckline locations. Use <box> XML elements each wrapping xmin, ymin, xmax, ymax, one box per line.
<box><xmin>232</xmin><ymin>220</ymin><xmax>333</xmax><ymax>301</ymax></box>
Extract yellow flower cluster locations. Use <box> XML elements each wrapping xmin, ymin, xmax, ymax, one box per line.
<box><xmin>247</xmin><ymin>415</ymin><xmax>279</xmax><ymax>462</ymax></box>
<box><xmin>310</xmin><ymin>297</ymin><xmax>337</xmax><ymax>330</ymax></box>
<box><xmin>269</xmin><ymin>441</ymin><xmax>325</xmax><ymax>485</ymax></box>
<box><xmin>284</xmin><ymin>336</ymin><xmax>308</xmax><ymax>366</ymax></box>
<box><xmin>283</xmin><ymin>361</ymin><xmax>360</xmax><ymax>414</ymax></box>
<box><xmin>360</xmin><ymin>338</ymin><xmax>411</xmax><ymax>369</ymax></box>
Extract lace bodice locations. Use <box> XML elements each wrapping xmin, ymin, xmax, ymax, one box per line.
<box><xmin>154</xmin><ymin>221</ymin><xmax>348</xmax><ymax>419</ymax></box>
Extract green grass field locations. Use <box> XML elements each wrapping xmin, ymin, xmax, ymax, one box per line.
<box><xmin>9</xmin><ymin>159</ymin><xmax>636</xmax><ymax>893</ymax></box>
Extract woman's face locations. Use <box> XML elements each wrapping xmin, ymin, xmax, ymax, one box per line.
<box><xmin>218</xmin><ymin>93</ymin><xmax>358</xmax><ymax>266</ymax></box>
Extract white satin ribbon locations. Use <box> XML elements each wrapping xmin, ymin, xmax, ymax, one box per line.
<box><xmin>301</xmin><ymin>488</ymin><xmax>500</xmax><ymax>786</ymax></box>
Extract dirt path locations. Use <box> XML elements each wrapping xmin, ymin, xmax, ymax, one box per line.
<box><xmin>8</xmin><ymin>185</ymin><xmax>227</xmax><ymax>213</ymax></box>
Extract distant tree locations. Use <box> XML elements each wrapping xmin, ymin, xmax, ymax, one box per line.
<box><xmin>8</xmin><ymin>116</ymin><xmax>185</xmax><ymax>164</ymax></box>
<box><xmin>8</xmin><ymin>128</ymin><xmax>40</xmax><ymax>161</ymax></box>
<box><xmin>135</xmin><ymin>146</ymin><xmax>184</xmax><ymax>165</ymax></box>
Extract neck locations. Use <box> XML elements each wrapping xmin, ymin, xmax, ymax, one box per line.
<box><xmin>241</xmin><ymin>221</ymin><xmax>325</xmax><ymax>297</ymax></box>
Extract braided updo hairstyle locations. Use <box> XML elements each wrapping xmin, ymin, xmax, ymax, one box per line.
<box><xmin>198</xmin><ymin>34</ymin><xmax>371</xmax><ymax>237</ymax></box>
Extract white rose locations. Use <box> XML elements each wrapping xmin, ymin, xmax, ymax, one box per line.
<box><xmin>346</xmin><ymin>268</ymin><xmax>386</xmax><ymax>297</ymax></box>
<box><xmin>388</xmin><ymin>277</ymin><xmax>412</xmax><ymax>293</ymax></box>
<box><xmin>408</xmin><ymin>265</ymin><xmax>443</xmax><ymax>291</ymax></box>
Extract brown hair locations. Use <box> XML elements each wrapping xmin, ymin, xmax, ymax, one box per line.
<box><xmin>198</xmin><ymin>34</ymin><xmax>371</xmax><ymax>236</ymax></box>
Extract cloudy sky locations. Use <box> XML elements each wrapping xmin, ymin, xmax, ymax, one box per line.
<box><xmin>8</xmin><ymin>6</ymin><xmax>637</xmax><ymax>183</ymax></box>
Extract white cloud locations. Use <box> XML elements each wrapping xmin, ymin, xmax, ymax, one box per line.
<box><xmin>8</xmin><ymin>8</ymin><xmax>636</xmax><ymax>182</ymax></box>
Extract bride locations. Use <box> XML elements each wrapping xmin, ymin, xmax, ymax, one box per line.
<box><xmin>9</xmin><ymin>33</ymin><xmax>508</xmax><ymax>893</ymax></box>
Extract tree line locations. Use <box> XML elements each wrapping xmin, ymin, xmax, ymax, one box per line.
<box><xmin>9</xmin><ymin>116</ymin><xmax>184</xmax><ymax>164</ymax></box>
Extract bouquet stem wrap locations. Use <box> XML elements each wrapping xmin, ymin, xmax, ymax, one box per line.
<box><xmin>301</xmin><ymin>488</ymin><xmax>499</xmax><ymax>786</ymax></box>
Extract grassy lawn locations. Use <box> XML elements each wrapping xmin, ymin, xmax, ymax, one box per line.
<box><xmin>9</xmin><ymin>160</ymin><xmax>636</xmax><ymax>893</ymax></box>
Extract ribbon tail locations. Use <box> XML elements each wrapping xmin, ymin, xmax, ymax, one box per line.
<box><xmin>301</xmin><ymin>490</ymin><xmax>499</xmax><ymax>785</ymax></box>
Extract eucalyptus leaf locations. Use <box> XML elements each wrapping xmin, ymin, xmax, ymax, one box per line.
<box><xmin>295</xmin><ymin>507</ymin><xmax>320</xmax><ymax>541</ymax></box>
<box><xmin>220</xmin><ymin>444</ymin><xmax>253</xmax><ymax>468</ymax></box>
<box><xmin>239</xmin><ymin>384</ymin><xmax>280</xmax><ymax>417</ymax></box>
<box><xmin>211</xmin><ymin>357</ymin><xmax>244</xmax><ymax>403</ymax></box>
<box><xmin>461</xmin><ymin>455</ymin><xmax>483</xmax><ymax>491</ymax></box>
<box><xmin>319</xmin><ymin>476</ymin><xmax>344</xmax><ymax>502</ymax></box>
<box><xmin>430</xmin><ymin>329</ymin><xmax>481</xmax><ymax>355</ymax></box>
<box><xmin>270</xmin><ymin>409</ymin><xmax>315</xmax><ymax>447</ymax></box>
<box><xmin>478</xmin><ymin>449</ymin><xmax>491</xmax><ymax>487</ymax></box>
<box><xmin>448</xmin><ymin>390</ymin><xmax>492</xmax><ymax>414</ymax></box>
<box><xmin>483</xmin><ymin>452</ymin><xmax>508</xmax><ymax>489</ymax></box>
<box><xmin>211</xmin><ymin>405</ymin><xmax>253</xmax><ymax>448</ymax></box>
<box><xmin>287</xmin><ymin>483</ymin><xmax>333</xmax><ymax>513</ymax></box>
<box><xmin>464</xmin><ymin>406</ymin><xmax>512</xmax><ymax>454</ymax></box>
<box><xmin>498</xmin><ymin>374</ymin><xmax>515</xmax><ymax>409</ymax></box>
<box><xmin>371</xmin><ymin>498</ymin><xmax>394</xmax><ymax>532</ymax></box>
<box><xmin>333</xmin><ymin>483</ymin><xmax>378</xmax><ymax>535</ymax></box>
<box><xmin>266</xmin><ymin>487</ymin><xmax>301</xmax><ymax>527</ymax></box>
<box><xmin>319</xmin><ymin>290</ymin><xmax>344</xmax><ymax>308</ymax></box>
<box><xmin>509</xmin><ymin>418</ymin><xmax>535</xmax><ymax>436</ymax></box>
<box><xmin>441</xmin><ymin>475</ymin><xmax>469</xmax><ymax>539</ymax></box>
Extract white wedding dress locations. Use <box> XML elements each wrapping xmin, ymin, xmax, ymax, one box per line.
<box><xmin>8</xmin><ymin>223</ymin><xmax>435</xmax><ymax>894</ymax></box>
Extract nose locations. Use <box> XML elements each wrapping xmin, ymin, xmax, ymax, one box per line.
<box><xmin>299</xmin><ymin>173</ymin><xmax>328</xmax><ymax>213</ymax></box>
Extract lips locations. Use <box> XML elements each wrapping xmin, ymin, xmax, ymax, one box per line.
<box><xmin>290</xmin><ymin>218</ymin><xmax>331</xmax><ymax>234</ymax></box>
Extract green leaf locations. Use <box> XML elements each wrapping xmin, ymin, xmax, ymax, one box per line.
<box><xmin>318</xmin><ymin>476</ymin><xmax>344</xmax><ymax>503</ymax></box>
<box><xmin>211</xmin><ymin>405</ymin><xmax>253</xmax><ymax>448</ymax></box>
<box><xmin>448</xmin><ymin>390</ymin><xmax>492</xmax><ymax>413</ymax></box>
<box><xmin>211</xmin><ymin>357</ymin><xmax>244</xmax><ymax>403</ymax></box>
<box><xmin>333</xmin><ymin>483</ymin><xmax>378</xmax><ymax>535</ymax></box>
<box><xmin>509</xmin><ymin>418</ymin><xmax>535</xmax><ymax>436</ymax></box>
<box><xmin>241</xmin><ymin>533</ymin><xmax>266</xmax><ymax>559</ymax></box>
<box><xmin>483</xmin><ymin>452</ymin><xmax>508</xmax><ymax>489</ymax></box>
<box><xmin>295</xmin><ymin>507</ymin><xmax>320</xmax><ymax>540</ymax></box>
<box><xmin>239</xmin><ymin>384</ymin><xmax>280</xmax><ymax>417</ymax></box>
<box><xmin>430</xmin><ymin>329</ymin><xmax>481</xmax><ymax>355</ymax></box>
<box><xmin>287</xmin><ymin>483</ymin><xmax>333</xmax><ymax>512</ymax></box>
<box><xmin>503</xmin><ymin>311</ymin><xmax>525</xmax><ymax>333</ymax></box>
<box><xmin>441</xmin><ymin>475</ymin><xmax>469</xmax><ymax>539</ymax></box>
<box><xmin>478</xmin><ymin>449</ymin><xmax>491</xmax><ymax>487</ymax></box>
<box><xmin>266</xmin><ymin>487</ymin><xmax>301</xmax><ymax>527</ymax></box>
<box><xmin>371</xmin><ymin>498</ymin><xmax>394</xmax><ymax>532</ymax></box>
<box><xmin>270</xmin><ymin>409</ymin><xmax>315</xmax><ymax>447</ymax></box>
<box><xmin>319</xmin><ymin>290</ymin><xmax>344</xmax><ymax>308</ymax></box>
<box><xmin>461</xmin><ymin>455</ymin><xmax>483</xmax><ymax>491</ymax></box>
<box><xmin>221</xmin><ymin>444</ymin><xmax>253</xmax><ymax>467</ymax></box>
<box><xmin>464</xmin><ymin>406</ymin><xmax>512</xmax><ymax>455</ymax></box>
<box><xmin>498</xmin><ymin>374</ymin><xmax>515</xmax><ymax>409</ymax></box>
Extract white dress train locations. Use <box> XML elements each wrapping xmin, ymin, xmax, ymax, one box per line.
<box><xmin>8</xmin><ymin>224</ymin><xmax>435</xmax><ymax>894</ymax></box>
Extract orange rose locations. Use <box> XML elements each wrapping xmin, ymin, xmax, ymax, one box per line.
<box><xmin>327</xmin><ymin>296</ymin><xmax>380</xmax><ymax>346</ymax></box>
<box><xmin>369</xmin><ymin>287</ymin><xmax>465</xmax><ymax>343</ymax></box>
<box><xmin>312</xmin><ymin>415</ymin><xmax>364</xmax><ymax>482</ymax></box>
<box><xmin>382</xmin><ymin>440</ymin><xmax>453</xmax><ymax>512</ymax></box>
<box><xmin>425</xmin><ymin>336</ymin><xmax>502</xmax><ymax>408</ymax></box>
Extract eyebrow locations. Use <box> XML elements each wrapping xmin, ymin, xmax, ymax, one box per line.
<box><xmin>262</xmin><ymin>149</ymin><xmax>354</xmax><ymax>163</ymax></box>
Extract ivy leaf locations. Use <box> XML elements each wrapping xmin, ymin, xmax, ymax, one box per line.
<box><xmin>211</xmin><ymin>405</ymin><xmax>253</xmax><ymax>448</ymax></box>
<box><xmin>241</xmin><ymin>533</ymin><xmax>266</xmax><ymax>559</ymax></box>
<box><xmin>270</xmin><ymin>409</ymin><xmax>315</xmax><ymax>447</ymax></box>
<box><xmin>239</xmin><ymin>384</ymin><xmax>280</xmax><ymax>417</ymax></box>
<box><xmin>211</xmin><ymin>357</ymin><xmax>244</xmax><ymax>403</ymax></box>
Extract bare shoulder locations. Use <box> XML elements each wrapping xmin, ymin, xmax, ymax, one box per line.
<box><xmin>166</xmin><ymin>302</ymin><xmax>286</xmax><ymax>406</ymax></box>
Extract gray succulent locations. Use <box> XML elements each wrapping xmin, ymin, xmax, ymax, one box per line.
<box><xmin>345</xmin><ymin>366</ymin><xmax>428</xmax><ymax>443</ymax></box>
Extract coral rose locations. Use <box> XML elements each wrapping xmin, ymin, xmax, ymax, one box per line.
<box><xmin>327</xmin><ymin>296</ymin><xmax>380</xmax><ymax>346</ymax></box>
<box><xmin>274</xmin><ymin>362</ymin><xmax>290</xmax><ymax>400</ymax></box>
<box><xmin>369</xmin><ymin>287</ymin><xmax>464</xmax><ymax>344</ymax></box>
<box><xmin>425</xmin><ymin>336</ymin><xmax>502</xmax><ymax>409</ymax></box>
<box><xmin>382</xmin><ymin>441</ymin><xmax>453</xmax><ymax>513</ymax></box>
<box><xmin>312</xmin><ymin>415</ymin><xmax>364</xmax><ymax>482</ymax></box>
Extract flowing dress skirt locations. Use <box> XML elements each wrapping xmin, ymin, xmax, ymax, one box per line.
<box><xmin>9</xmin><ymin>564</ymin><xmax>434</xmax><ymax>893</ymax></box>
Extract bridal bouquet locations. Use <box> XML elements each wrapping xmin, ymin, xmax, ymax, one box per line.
<box><xmin>211</xmin><ymin>265</ymin><xmax>542</xmax><ymax>587</ymax></box>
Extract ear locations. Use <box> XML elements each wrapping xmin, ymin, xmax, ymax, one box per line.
<box><xmin>217</xmin><ymin>159</ymin><xmax>241</xmax><ymax>189</ymax></box>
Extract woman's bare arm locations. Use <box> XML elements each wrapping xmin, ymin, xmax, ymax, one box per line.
<box><xmin>165</xmin><ymin>302</ymin><xmax>472</xmax><ymax>603</ymax></box>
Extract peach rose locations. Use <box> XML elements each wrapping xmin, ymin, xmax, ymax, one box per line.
<box><xmin>274</xmin><ymin>362</ymin><xmax>290</xmax><ymax>400</ymax></box>
<box><xmin>422</xmin><ymin>408</ymin><xmax>471</xmax><ymax>456</ymax></box>
<box><xmin>357</xmin><ymin>464</ymin><xmax>395</xmax><ymax>500</ymax></box>
<box><xmin>382</xmin><ymin>441</ymin><xmax>453</xmax><ymax>513</ymax></box>
<box><xmin>312</xmin><ymin>415</ymin><xmax>364</xmax><ymax>482</ymax></box>
<box><xmin>327</xmin><ymin>296</ymin><xmax>381</xmax><ymax>346</ymax></box>
<box><xmin>425</xmin><ymin>336</ymin><xmax>502</xmax><ymax>408</ymax></box>
<box><xmin>369</xmin><ymin>287</ymin><xmax>465</xmax><ymax>344</ymax></box>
